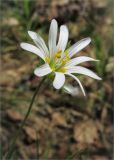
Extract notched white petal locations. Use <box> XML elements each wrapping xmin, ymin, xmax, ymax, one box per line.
<box><xmin>53</xmin><ymin>72</ymin><xmax>65</xmax><ymax>89</ymax></box>
<box><xmin>65</xmin><ymin>56</ymin><xmax>98</xmax><ymax>67</ymax></box>
<box><xmin>48</xmin><ymin>19</ymin><xmax>58</xmax><ymax>58</ymax></box>
<box><xmin>28</xmin><ymin>31</ymin><xmax>49</xmax><ymax>57</ymax></box>
<box><xmin>68</xmin><ymin>37</ymin><xmax>91</xmax><ymax>58</ymax></box>
<box><xmin>67</xmin><ymin>66</ymin><xmax>102</xmax><ymax>80</ymax></box>
<box><xmin>34</xmin><ymin>63</ymin><xmax>52</xmax><ymax>77</ymax></box>
<box><xmin>20</xmin><ymin>43</ymin><xmax>45</xmax><ymax>60</ymax></box>
<box><xmin>57</xmin><ymin>25</ymin><xmax>69</xmax><ymax>52</ymax></box>
<box><xmin>28</xmin><ymin>31</ymin><xmax>38</xmax><ymax>39</ymax></box>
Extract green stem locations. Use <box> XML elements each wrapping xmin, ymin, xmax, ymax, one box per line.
<box><xmin>5</xmin><ymin>77</ymin><xmax>46</xmax><ymax>159</ymax></box>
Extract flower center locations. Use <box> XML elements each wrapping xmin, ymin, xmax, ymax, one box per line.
<box><xmin>45</xmin><ymin>49</ymin><xmax>70</xmax><ymax>73</ymax></box>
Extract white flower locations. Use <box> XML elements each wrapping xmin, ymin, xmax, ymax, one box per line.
<box><xmin>20</xmin><ymin>19</ymin><xmax>101</xmax><ymax>96</ymax></box>
<box><xmin>64</xmin><ymin>84</ymin><xmax>80</xmax><ymax>96</ymax></box>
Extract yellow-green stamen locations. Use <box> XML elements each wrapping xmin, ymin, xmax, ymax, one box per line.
<box><xmin>57</xmin><ymin>68</ymin><xmax>66</xmax><ymax>73</ymax></box>
<box><xmin>55</xmin><ymin>50</ymin><xmax>62</xmax><ymax>58</ymax></box>
<box><xmin>45</xmin><ymin>57</ymin><xmax>50</xmax><ymax>63</ymax></box>
<box><xmin>45</xmin><ymin>49</ymin><xmax>70</xmax><ymax>73</ymax></box>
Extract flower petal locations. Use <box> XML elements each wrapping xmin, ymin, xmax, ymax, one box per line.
<box><xmin>63</xmin><ymin>84</ymin><xmax>79</xmax><ymax>96</ymax></box>
<box><xmin>48</xmin><ymin>19</ymin><xmax>58</xmax><ymax>58</ymax></box>
<box><xmin>34</xmin><ymin>63</ymin><xmax>52</xmax><ymax>77</ymax></box>
<box><xmin>66</xmin><ymin>73</ymin><xmax>86</xmax><ymax>96</ymax></box>
<box><xmin>65</xmin><ymin>56</ymin><xmax>98</xmax><ymax>67</ymax></box>
<box><xmin>28</xmin><ymin>31</ymin><xmax>49</xmax><ymax>57</ymax></box>
<box><xmin>53</xmin><ymin>72</ymin><xmax>65</xmax><ymax>89</ymax></box>
<box><xmin>67</xmin><ymin>66</ymin><xmax>102</xmax><ymax>80</ymax></box>
<box><xmin>63</xmin><ymin>84</ymin><xmax>74</xmax><ymax>95</ymax></box>
<box><xmin>57</xmin><ymin>25</ymin><xmax>69</xmax><ymax>52</ymax></box>
<box><xmin>68</xmin><ymin>38</ymin><xmax>91</xmax><ymax>58</ymax></box>
<box><xmin>20</xmin><ymin>43</ymin><xmax>45</xmax><ymax>60</ymax></box>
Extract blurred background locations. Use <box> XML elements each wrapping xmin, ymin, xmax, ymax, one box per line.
<box><xmin>1</xmin><ymin>0</ymin><xmax>113</xmax><ymax>159</ymax></box>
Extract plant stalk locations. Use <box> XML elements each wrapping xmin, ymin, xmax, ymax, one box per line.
<box><xmin>5</xmin><ymin>76</ymin><xmax>46</xmax><ymax>159</ymax></box>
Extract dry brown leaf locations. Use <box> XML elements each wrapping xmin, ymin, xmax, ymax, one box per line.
<box><xmin>74</xmin><ymin>120</ymin><xmax>99</xmax><ymax>144</ymax></box>
<box><xmin>52</xmin><ymin>112</ymin><xmax>67</xmax><ymax>127</ymax></box>
<box><xmin>6</xmin><ymin>110</ymin><xmax>23</xmax><ymax>121</ymax></box>
<box><xmin>23</xmin><ymin>126</ymin><xmax>37</xmax><ymax>142</ymax></box>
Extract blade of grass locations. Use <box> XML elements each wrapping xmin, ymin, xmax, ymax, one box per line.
<box><xmin>43</xmin><ymin>142</ymin><xmax>51</xmax><ymax>160</ymax></box>
<box><xmin>23</xmin><ymin>0</ymin><xmax>30</xmax><ymax>19</ymax></box>
<box><xmin>93</xmin><ymin>35</ymin><xmax>107</xmax><ymax>77</ymax></box>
